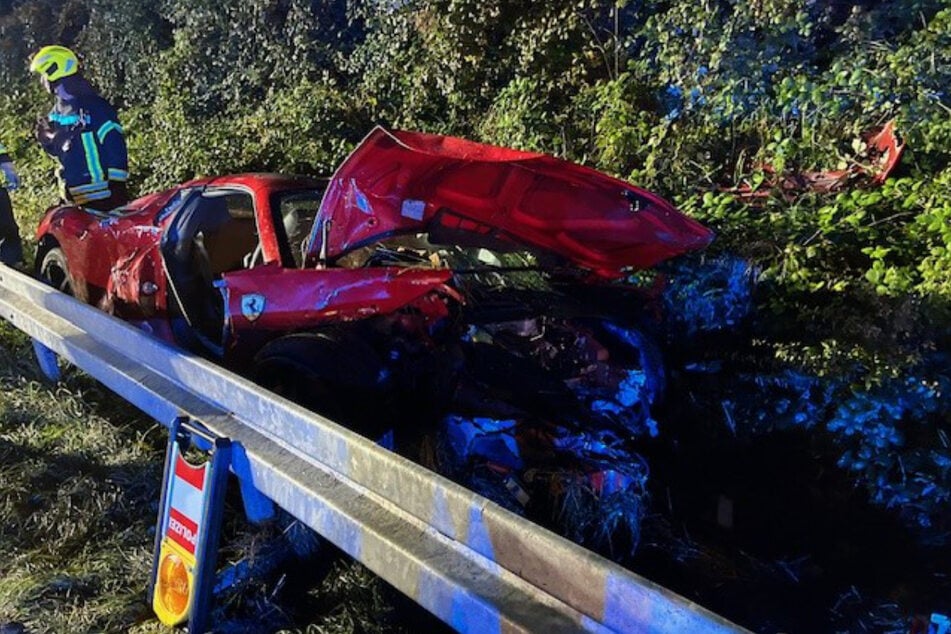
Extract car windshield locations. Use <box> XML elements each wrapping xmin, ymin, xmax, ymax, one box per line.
<box><xmin>336</xmin><ymin>232</ymin><xmax>559</xmax><ymax>293</ymax></box>
<box><xmin>273</xmin><ymin>189</ymin><xmax>323</xmax><ymax>268</ymax></box>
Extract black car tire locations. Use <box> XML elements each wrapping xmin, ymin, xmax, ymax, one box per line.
<box><xmin>252</xmin><ymin>331</ymin><xmax>387</xmax><ymax>432</ymax></box>
<box><xmin>39</xmin><ymin>247</ymin><xmax>73</xmax><ymax>296</ymax></box>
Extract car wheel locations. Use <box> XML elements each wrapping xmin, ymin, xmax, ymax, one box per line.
<box><xmin>39</xmin><ymin>247</ymin><xmax>73</xmax><ymax>296</ymax></box>
<box><xmin>252</xmin><ymin>332</ymin><xmax>387</xmax><ymax>434</ymax></box>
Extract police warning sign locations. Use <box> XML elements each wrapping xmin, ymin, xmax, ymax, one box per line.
<box><xmin>166</xmin><ymin>454</ymin><xmax>208</xmax><ymax>556</ymax></box>
<box><xmin>152</xmin><ymin>441</ymin><xmax>212</xmax><ymax>626</ymax></box>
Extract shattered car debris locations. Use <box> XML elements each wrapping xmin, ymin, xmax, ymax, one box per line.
<box><xmin>35</xmin><ymin>126</ymin><xmax>712</xmax><ymax>555</ymax></box>
<box><xmin>726</xmin><ymin>119</ymin><xmax>905</xmax><ymax>200</ymax></box>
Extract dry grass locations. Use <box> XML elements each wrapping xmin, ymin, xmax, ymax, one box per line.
<box><xmin>0</xmin><ymin>323</ymin><xmax>166</xmax><ymax>633</ymax></box>
<box><xmin>0</xmin><ymin>323</ymin><xmax>438</xmax><ymax>634</ymax></box>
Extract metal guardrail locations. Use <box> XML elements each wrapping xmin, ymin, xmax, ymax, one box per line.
<box><xmin>0</xmin><ymin>264</ymin><xmax>749</xmax><ymax>634</ymax></box>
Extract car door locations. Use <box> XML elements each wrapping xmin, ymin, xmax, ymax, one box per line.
<box><xmin>219</xmin><ymin>265</ymin><xmax>455</xmax><ymax>366</ymax></box>
<box><xmin>160</xmin><ymin>186</ymin><xmax>262</xmax><ymax>353</ymax></box>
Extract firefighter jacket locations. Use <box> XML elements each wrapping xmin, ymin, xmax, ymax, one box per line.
<box><xmin>36</xmin><ymin>75</ymin><xmax>128</xmax><ymax>205</ymax></box>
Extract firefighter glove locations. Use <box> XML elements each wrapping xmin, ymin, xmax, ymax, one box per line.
<box><xmin>1</xmin><ymin>162</ymin><xmax>19</xmax><ymax>191</ymax></box>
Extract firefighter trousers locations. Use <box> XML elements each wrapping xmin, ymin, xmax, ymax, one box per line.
<box><xmin>0</xmin><ymin>188</ymin><xmax>24</xmax><ymax>266</ymax></box>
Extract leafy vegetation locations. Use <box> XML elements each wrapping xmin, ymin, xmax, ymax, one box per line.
<box><xmin>0</xmin><ymin>0</ymin><xmax>948</xmax><ymax>630</ymax></box>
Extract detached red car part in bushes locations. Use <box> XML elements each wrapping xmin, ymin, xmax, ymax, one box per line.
<box><xmin>726</xmin><ymin>119</ymin><xmax>905</xmax><ymax>200</ymax></box>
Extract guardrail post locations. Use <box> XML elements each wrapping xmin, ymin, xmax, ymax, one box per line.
<box><xmin>31</xmin><ymin>339</ymin><xmax>60</xmax><ymax>381</ymax></box>
<box><xmin>230</xmin><ymin>443</ymin><xmax>276</xmax><ymax>524</ymax></box>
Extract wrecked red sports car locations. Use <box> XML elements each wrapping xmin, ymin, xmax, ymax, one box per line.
<box><xmin>35</xmin><ymin>126</ymin><xmax>712</xmax><ymax>555</ymax></box>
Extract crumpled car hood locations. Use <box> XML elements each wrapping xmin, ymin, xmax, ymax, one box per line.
<box><xmin>308</xmin><ymin>126</ymin><xmax>713</xmax><ymax>278</ymax></box>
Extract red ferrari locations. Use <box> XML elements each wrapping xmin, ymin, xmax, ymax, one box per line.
<box><xmin>36</xmin><ymin>126</ymin><xmax>713</xmax><ymax>555</ymax></box>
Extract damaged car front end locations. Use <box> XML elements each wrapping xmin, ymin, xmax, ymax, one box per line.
<box><xmin>221</xmin><ymin>127</ymin><xmax>712</xmax><ymax>557</ymax></box>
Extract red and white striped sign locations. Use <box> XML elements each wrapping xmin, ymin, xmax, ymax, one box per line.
<box><xmin>165</xmin><ymin>452</ymin><xmax>209</xmax><ymax>557</ymax></box>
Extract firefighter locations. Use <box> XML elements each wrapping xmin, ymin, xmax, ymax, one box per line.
<box><xmin>30</xmin><ymin>45</ymin><xmax>129</xmax><ymax>211</ymax></box>
<box><xmin>0</xmin><ymin>141</ymin><xmax>24</xmax><ymax>266</ymax></box>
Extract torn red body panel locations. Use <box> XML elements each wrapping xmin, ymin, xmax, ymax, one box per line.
<box><xmin>865</xmin><ymin>120</ymin><xmax>905</xmax><ymax>184</ymax></box>
<box><xmin>310</xmin><ymin>127</ymin><xmax>713</xmax><ymax>279</ymax></box>
<box><xmin>727</xmin><ymin>120</ymin><xmax>905</xmax><ymax>201</ymax></box>
<box><xmin>221</xmin><ymin>265</ymin><xmax>456</xmax><ymax>334</ymax></box>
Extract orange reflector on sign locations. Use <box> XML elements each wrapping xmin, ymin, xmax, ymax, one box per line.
<box><xmin>153</xmin><ymin>542</ymin><xmax>194</xmax><ymax>625</ymax></box>
<box><xmin>159</xmin><ymin>551</ymin><xmax>190</xmax><ymax>615</ymax></box>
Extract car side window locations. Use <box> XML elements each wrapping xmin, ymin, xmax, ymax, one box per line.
<box><xmin>196</xmin><ymin>190</ymin><xmax>259</xmax><ymax>275</ymax></box>
<box><xmin>155</xmin><ymin>188</ymin><xmax>196</xmax><ymax>225</ymax></box>
<box><xmin>276</xmin><ymin>192</ymin><xmax>322</xmax><ymax>268</ymax></box>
